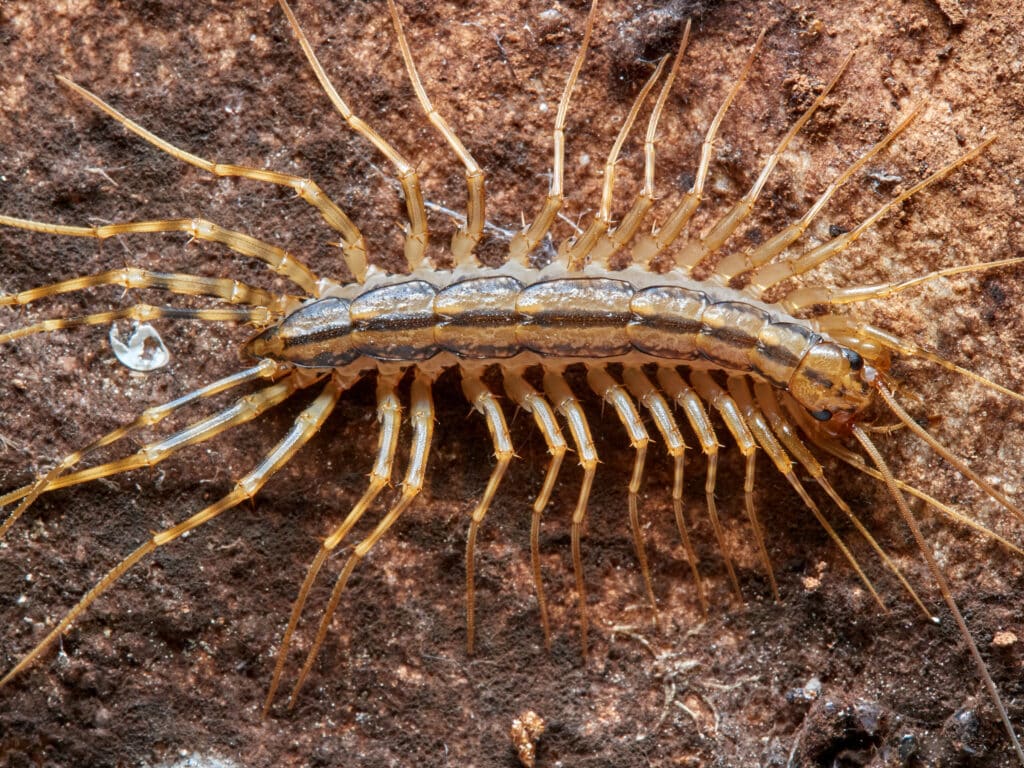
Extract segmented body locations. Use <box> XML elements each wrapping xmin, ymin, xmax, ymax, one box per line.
<box><xmin>2</xmin><ymin>1</ymin><xmax>1024</xmax><ymax>767</ymax></box>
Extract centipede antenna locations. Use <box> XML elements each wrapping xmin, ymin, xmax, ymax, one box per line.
<box><xmin>852</xmin><ymin>424</ymin><xmax>1024</xmax><ymax>765</ymax></box>
<box><xmin>865</xmin><ymin>368</ymin><xmax>1024</xmax><ymax>523</ymax></box>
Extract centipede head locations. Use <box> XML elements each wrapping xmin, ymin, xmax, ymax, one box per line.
<box><xmin>789</xmin><ymin>342</ymin><xmax>873</xmax><ymax>431</ymax></box>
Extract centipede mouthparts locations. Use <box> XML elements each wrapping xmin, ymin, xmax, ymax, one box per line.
<box><xmin>2</xmin><ymin>1</ymin><xmax>1024</xmax><ymax>766</ymax></box>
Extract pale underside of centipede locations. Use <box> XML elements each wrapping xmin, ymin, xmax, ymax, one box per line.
<box><xmin>2</xmin><ymin>0</ymin><xmax>1024</xmax><ymax>764</ymax></box>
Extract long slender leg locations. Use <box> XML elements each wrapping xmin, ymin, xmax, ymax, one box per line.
<box><xmin>748</xmin><ymin>136</ymin><xmax>996</xmax><ymax>295</ymax></box>
<box><xmin>542</xmin><ymin>370</ymin><xmax>598</xmax><ymax>656</ymax></box>
<box><xmin>263</xmin><ymin>373</ymin><xmax>401</xmax><ymax>715</ymax></box>
<box><xmin>387</xmin><ymin>0</ymin><xmax>485</xmax><ymax>264</ymax></box>
<box><xmin>279</xmin><ymin>0</ymin><xmax>429</xmax><ymax>271</ymax></box>
<box><xmin>852</xmin><ymin>426</ymin><xmax>1024</xmax><ymax>764</ymax></box>
<box><xmin>0</xmin><ymin>267</ymin><xmax>292</xmax><ymax>312</ymax></box>
<box><xmin>502</xmin><ymin>369</ymin><xmax>568</xmax><ymax>648</ymax></box>
<box><xmin>727</xmin><ymin>377</ymin><xmax>884</xmax><ymax>610</ymax></box>
<box><xmin>685</xmin><ymin>372</ymin><xmax>748</xmax><ymax>601</ymax></box>
<box><xmin>289</xmin><ymin>370</ymin><xmax>435</xmax><ymax>707</ymax></box>
<box><xmin>508</xmin><ymin>0</ymin><xmax>600</xmax><ymax>265</ymax></box>
<box><xmin>592</xmin><ymin>20</ymin><xmax>691</xmax><ymax>267</ymax></box>
<box><xmin>0</xmin><ymin>215</ymin><xmax>320</xmax><ymax>296</ymax></box>
<box><xmin>0</xmin><ymin>375</ymin><xmax>343</xmax><ymax>690</ymax></box>
<box><xmin>0</xmin><ymin>360</ymin><xmax>282</xmax><ymax>538</ymax></box>
<box><xmin>1</xmin><ymin>374</ymin><xmax>311</xmax><ymax>512</ymax></box>
<box><xmin>585</xmin><ymin>367</ymin><xmax>655</xmax><ymax>609</ymax></box>
<box><xmin>631</xmin><ymin>31</ymin><xmax>765</xmax><ymax>266</ymax></box>
<box><xmin>673</xmin><ymin>51</ymin><xmax>854</xmax><ymax>273</ymax></box>
<box><xmin>783</xmin><ymin>255</ymin><xmax>1024</xmax><ymax>313</ymax></box>
<box><xmin>461</xmin><ymin>372</ymin><xmax>515</xmax><ymax>654</ymax></box>
<box><xmin>559</xmin><ymin>55</ymin><xmax>668</xmax><ymax>271</ymax></box>
<box><xmin>714</xmin><ymin>107</ymin><xmax>920</xmax><ymax>283</ymax></box>
<box><xmin>55</xmin><ymin>75</ymin><xmax>367</xmax><ymax>282</ymax></box>
<box><xmin>0</xmin><ymin>304</ymin><xmax>268</xmax><ymax>345</ymax></box>
<box><xmin>624</xmin><ymin>366</ymin><xmax>708</xmax><ymax>616</ymax></box>
<box><xmin>656</xmin><ymin>368</ymin><xmax>723</xmax><ymax>607</ymax></box>
<box><xmin>753</xmin><ymin>382</ymin><xmax>931</xmax><ymax>617</ymax></box>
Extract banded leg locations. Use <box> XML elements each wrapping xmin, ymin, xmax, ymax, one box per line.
<box><xmin>585</xmin><ymin>367</ymin><xmax>655</xmax><ymax>610</ymax></box>
<box><xmin>753</xmin><ymin>382</ymin><xmax>931</xmax><ymax>617</ymax></box>
<box><xmin>748</xmin><ymin>136</ymin><xmax>996</xmax><ymax>295</ymax></box>
<box><xmin>783</xmin><ymin>255</ymin><xmax>1024</xmax><ymax>314</ymax></box>
<box><xmin>632</xmin><ymin>31</ymin><xmax>764</xmax><ymax>265</ymax></box>
<box><xmin>55</xmin><ymin>75</ymin><xmax>367</xmax><ymax>281</ymax></box>
<box><xmin>727</xmin><ymin>377</ymin><xmax>884</xmax><ymax>609</ymax></box>
<box><xmin>289</xmin><ymin>371</ymin><xmax>435</xmax><ymax>707</ymax></box>
<box><xmin>509</xmin><ymin>0</ymin><xmax>600</xmax><ymax>265</ymax></box>
<box><xmin>388</xmin><ymin>0</ymin><xmax>485</xmax><ymax>264</ymax></box>
<box><xmin>656</xmin><ymin>368</ymin><xmax>726</xmax><ymax>604</ymax></box>
<box><xmin>543</xmin><ymin>371</ymin><xmax>598</xmax><ymax>655</ymax></box>
<box><xmin>592</xmin><ymin>20</ymin><xmax>691</xmax><ymax>267</ymax></box>
<box><xmin>0</xmin><ymin>215</ymin><xmax>320</xmax><ymax>296</ymax></box>
<box><xmin>713</xmin><ymin>107</ymin><xmax>920</xmax><ymax>283</ymax></box>
<box><xmin>0</xmin><ymin>267</ymin><xmax>292</xmax><ymax>312</ymax></box>
<box><xmin>1</xmin><ymin>374</ymin><xmax>311</xmax><ymax>511</ymax></box>
<box><xmin>461</xmin><ymin>373</ymin><xmax>515</xmax><ymax>654</ymax></box>
<box><xmin>264</xmin><ymin>373</ymin><xmax>401</xmax><ymax>714</ymax></box>
<box><xmin>624</xmin><ymin>367</ymin><xmax>708</xmax><ymax>616</ymax></box>
<box><xmin>697</xmin><ymin>375</ymin><xmax>776</xmax><ymax>601</ymax></box>
<box><xmin>0</xmin><ymin>304</ymin><xmax>269</xmax><ymax>345</ymax></box>
<box><xmin>0</xmin><ymin>375</ymin><xmax>343</xmax><ymax>690</ymax></box>
<box><xmin>674</xmin><ymin>51</ymin><xmax>853</xmax><ymax>272</ymax></box>
<box><xmin>559</xmin><ymin>54</ymin><xmax>668</xmax><ymax>271</ymax></box>
<box><xmin>279</xmin><ymin>0</ymin><xmax>429</xmax><ymax>271</ymax></box>
<box><xmin>0</xmin><ymin>360</ymin><xmax>282</xmax><ymax>538</ymax></box>
<box><xmin>685</xmin><ymin>372</ymin><xmax>748</xmax><ymax>601</ymax></box>
<box><xmin>502</xmin><ymin>370</ymin><xmax>568</xmax><ymax>648</ymax></box>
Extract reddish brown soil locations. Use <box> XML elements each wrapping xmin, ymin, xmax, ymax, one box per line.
<box><xmin>2</xmin><ymin>1</ymin><xmax>1024</xmax><ymax>766</ymax></box>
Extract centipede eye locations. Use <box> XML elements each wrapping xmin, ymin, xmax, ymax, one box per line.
<box><xmin>842</xmin><ymin>347</ymin><xmax>864</xmax><ymax>371</ymax></box>
<box><xmin>810</xmin><ymin>408</ymin><xmax>833</xmax><ymax>421</ymax></box>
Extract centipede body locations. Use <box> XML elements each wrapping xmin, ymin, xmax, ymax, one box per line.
<box><xmin>3</xmin><ymin>0</ymin><xmax>1024</xmax><ymax>766</ymax></box>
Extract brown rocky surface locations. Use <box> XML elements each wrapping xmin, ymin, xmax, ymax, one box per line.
<box><xmin>2</xmin><ymin>0</ymin><xmax>1024</xmax><ymax>766</ymax></box>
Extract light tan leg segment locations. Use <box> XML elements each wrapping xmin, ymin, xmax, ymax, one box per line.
<box><xmin>727</xmin><ymin>377</ymin><xmax>884</xmax><ymax>610</ymax></box>
<box><xmin>502</xmin><ymin>370</ymin><xmax>568</xmax><ymax>648</ymax></box>
<box><xmin>0</xmin><ymin>360</ymin><xmax>282</xmax><ymax>539</ymax></box>
<box><xmin>656</xmin><ymin>368</ymin><xmax>719</xmax><ymax>610</ymax></box>
<box><xmin>461</xmin><ymin>373</ymin><xmax>514</xmax><ymax>654</ymax></box>
<box><xmin>289</xmin><ymin>370</ymin><xmax>435</xmax><ymax>707</ymax></box>
<box><xmin>56</xmin><ymin>75</ymin><xmax>367</xmax><ymax>282</ymax></box>
<box><xmin>753</xmin><ymin>383</ymin><xmax>931</xmax><ymax>617</ymax></box>
<box><xmin>624</xmin><ymin>367</ymin><xmax>708</xmax><ymax>616</ymax></box>
<box><xmin>631</xmin><ymin>31</ymin><xmax>765</xmax><ymax>266</ymax></box>
<box><xmin>586</xmin><ymin>367</ymin><xmax>655</xmax><ymax>610</ymax></box>
<box><xmin>0</xmin><ymin>214</ymin><xmax>320</xmax><ymax>296</ymax></box>
<box><xmin>543</xmin><ymin>371</ymin><xmax>598</xmax><ymax>656</ymax></box>
<box><xmin>509</xmin><ymin>0</ymin><xmax>601</xmax><ymax>264</ymax></box>
<box><xmin>263</xmin><ymin>373</ymin><xmax>401</xmax><ymax>715</ymax></box>
<box><xmin>0</xmin><ymin>375</ymin><xmax>343</xmax><ymax>690</ymax></box>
